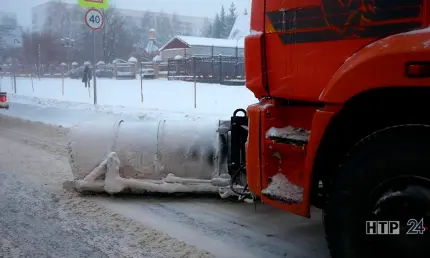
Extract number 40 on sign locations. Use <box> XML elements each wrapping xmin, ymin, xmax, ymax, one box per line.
<box><xmin>85</xmin><ymin>8</ymin><xmax>105</xmax><ymax>31</ymax></box>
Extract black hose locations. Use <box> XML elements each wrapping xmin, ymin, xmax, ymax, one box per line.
<box><xmin>230</xmin><ymin>164</ymin><xmax>249</xmax><ymax>196</ymax></box>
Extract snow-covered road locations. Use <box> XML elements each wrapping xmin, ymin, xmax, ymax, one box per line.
<box><xmin>0</xmin><ymin>113</ymin><xmax>330</xmax><ymax>258</ymax></box>
<box><xmin>0</xmin><ymin>77</ymin><xmax>330</xmax><ymax>258</ymax></box>
<box><xmin>0</xmin><ymin>115</ymin><xmax>212</xmax><ymax>258</ymax></box>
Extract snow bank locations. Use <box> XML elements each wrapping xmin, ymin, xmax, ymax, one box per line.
<box><xmin>1</xmin><ymin>77</ymin><xmax>257</xmax><ymax>121</ymax></box>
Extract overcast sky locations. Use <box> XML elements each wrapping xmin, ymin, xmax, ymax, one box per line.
<box><xmin>2</xmin><ymin>0</ymin><xmax>251</xmax><ymax>28</ymax></box>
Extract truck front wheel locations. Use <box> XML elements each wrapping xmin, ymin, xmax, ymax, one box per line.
<box><xmin>324</xmin><ymin>125</ymin><xmax>430</xmax><ymax>258</ymax></box>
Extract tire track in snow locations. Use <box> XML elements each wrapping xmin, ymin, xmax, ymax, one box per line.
<box><xmin>95</xmin><ymin>197</ymin><xmax>329</xmax><ymax>258</ymax></box>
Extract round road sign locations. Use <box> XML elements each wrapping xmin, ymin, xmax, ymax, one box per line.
<box><xmin>85</xmin><ymin>8</ymin><xmax>104</xmax><ymax>30</ymax></box>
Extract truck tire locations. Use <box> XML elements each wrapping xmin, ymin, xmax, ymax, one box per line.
<box><xmin>324</xmin><ymin>125</ymin><xmax>430</xmax><ymax>258</ymax></box>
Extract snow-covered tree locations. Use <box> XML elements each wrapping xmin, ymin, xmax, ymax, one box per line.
<box><xmin>201</xmin><ymin>18</ymin><xmax>213</xmax><ymax>37</ymax></box>
<box><xmin>101</xmin><ymin>7</ymin><xmax>127</xmax><ymax>63</ymax></box>
<box><xmin>220</xmin><ymin>6</ymin><xmax>230</xmax><ymax>38</ymax></box>
<box><xmin>226</xmin><ymin>2</ymin><xmax>238</xmax><ymax>38</ymax></box>
<box><xmin>208</xmin><ymin>4</ymin><xmax>237</xmax><ymax>39</ymax></box>
<box><xmin>212</xmin><ymin>13</ymin><xmax>222</xmax><ymax>38</ymax></box>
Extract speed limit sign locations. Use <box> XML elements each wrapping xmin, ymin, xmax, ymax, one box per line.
<box><xmin>85</xmin><ymin>8</ymin><xmax>104</xmax><ymax>30</ymax></box>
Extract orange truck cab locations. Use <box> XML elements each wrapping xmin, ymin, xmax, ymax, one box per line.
<box><xmin>242</xmin><ymin>0</ymin><xmax>430</xmax><ymax>257</ymax></box>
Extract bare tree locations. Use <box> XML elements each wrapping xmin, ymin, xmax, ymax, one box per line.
<box><xmin>101</xmin><ymin>7</ymin><xmax>127</xmax><ymax>63</ymax></box>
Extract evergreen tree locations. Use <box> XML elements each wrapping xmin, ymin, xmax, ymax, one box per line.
<box><xmin>225</xmin><ymin>2</ymin><xmax>238</xmax><ymax>39</ymax></box>
<box><xmin>201</xmin><ymin>18</ymin><xmax>213</xmax><ymax>37</ymax></box>
<box><xmin>212</xmin><ymin>13</ymin><xmax>222</xmax><ymax>38</ymax></box>
<box><xmin>219</xmin><ymin>6</ymin><xmax>229</xmax><ymax>38</ymax></box>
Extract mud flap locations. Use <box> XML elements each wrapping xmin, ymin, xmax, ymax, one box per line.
<box><xmin>246</xmin><ymin>100</ymin><xmax>319</xmax><ymax>217</ymax></box>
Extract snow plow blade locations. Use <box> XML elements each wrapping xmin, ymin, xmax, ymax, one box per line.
<box><xmin>66</xmin><ymin>113</ymin><xmax>249</xmax><ymax>198</ymax></box>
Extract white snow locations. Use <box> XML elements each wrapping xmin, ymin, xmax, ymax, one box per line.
<box><xmin>0</xmin><ymin>77</ymin><xmax>257</xmax><ymax>120</ymax></box>
<box><xmin>250</xmin><ymin>30</ymin><xmax>263</xmax><ymax>36</ymax></box>
<box><xmin>229</xmin><ymin>12</ymin><xmax>251</xmax><ymax>41</ymax></box>
<box><xmin>265</xmin><ymin>126</ymin><xmax>310</xmax><ymax>143</ymax></box>
<box><xmin>0</xmin><ymin>76</ymin><xmax>257</xmax><ymax>196</ymax></box>
<box><xmin>128</xmin><ymin>57</ymin><xmax>138</xmax><ymax>63</ymax></box>
<box><xmin>261</xmin><ymin>173</ymin><xmax>304</xmax><ymax>203</ymax></box>
<box><xmin>153</xmin><ymin>55</ymin><xmax>162</xmax><ymax>62</ymax></box>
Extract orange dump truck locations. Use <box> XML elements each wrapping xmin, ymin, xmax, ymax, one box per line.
<box><xmin>230</xmin><ymin>0</ymin><xmax>430</xmax><ymax>257</ymax></box>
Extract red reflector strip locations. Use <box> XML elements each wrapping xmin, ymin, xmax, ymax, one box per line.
<box><xmin>407</xmin><ymin>64</ymin><xmax>424</xmax><ymax>76</ymax></box>
<box><xmin>406</xmin><ymin>63</ymin><xmax>430</xmax><ymax>78</ymax></box>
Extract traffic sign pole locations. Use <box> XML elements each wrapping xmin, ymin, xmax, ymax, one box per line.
<box><xmin>84</xmin><ymin>8</ymin><xmax>104</xmax><ymax>105</ymax></box>
<box><xmin>93</xmin><ymin>30</ymin><xmax>97</xmax><ymax>105</ymax></box>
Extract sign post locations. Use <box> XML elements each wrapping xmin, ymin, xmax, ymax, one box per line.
<box><xmin>84</xmin><ymin>8</ymin><xmax>104</xmax><ymax>106</ymax></box>
<box><xmin>140</xmin><ymin>62</ymin><xmax>143</xmax><ymax>102</ymax></box>
<box><xmin>193</xmin><ymin>57</ymin><xmax>197</xmax><ymax>108</ymax></box>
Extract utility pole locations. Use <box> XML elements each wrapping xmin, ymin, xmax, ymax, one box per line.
<box><xmin>38</xmin><ymin>44</ymin><xmax>41</xmax><ymax>79</ymax></box>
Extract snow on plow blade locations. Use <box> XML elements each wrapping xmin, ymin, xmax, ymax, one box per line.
<box><xmin>67</xmin><ymin>119</ymin><xmax>232</xmax><ymax>196</ymax></box>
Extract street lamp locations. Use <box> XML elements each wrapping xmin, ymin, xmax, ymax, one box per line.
<box><xmin>61</xmin><ymin>37</ymin><xmax>75</xmax><ymax>71</ymax></box>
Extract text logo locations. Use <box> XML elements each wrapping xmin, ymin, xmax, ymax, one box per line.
<box><xmin>366</xmin><ymin>218</ymin><xmax>427</xmax><ymax>235</ymax></box>
<box><xmin>406</xmin><ymin>218</ymin><xmax>426</xmax><ymax>235</ymax></box>
<box><xmin>366</xmin><ymin>221</ymin><xmax>400</xmax><ymax>235</ymax></box>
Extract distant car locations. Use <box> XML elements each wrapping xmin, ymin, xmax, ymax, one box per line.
<box><xmin>115</xmin><ymin>65</ymin><xmax>136</xmax><ymax>79</ymax></box>
<box><xmin>96</xmin><ymin>68</ymin><xmax>114</xmax><ymax>78</ymax></box>
<box><xmin>140</xmin><ymin>68</ymin><xmax>155</xmax><ymax>79</ymax></box>
<box><xmin>0</xmin><ymin>92</ymin><xmax>9</xmax><ymax>109</ymax></box>
<box><xmin>67</xmin><ymin>66</ymin><xmax>85</xmax><ymax>79</ymax></box>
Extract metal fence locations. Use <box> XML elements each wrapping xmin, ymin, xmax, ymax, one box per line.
<box><xmin>167</xmin><ymin>55</ymin><xmax>245</xmax><ymax>86</ymax></box>
<box><xmin>0</xmin><ymin>64</ymin><xmax>66</xmax><ymax>78</ymax></box>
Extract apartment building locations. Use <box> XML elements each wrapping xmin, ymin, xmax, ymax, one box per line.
<box><xmin>31</xmin><ymin>1</ymin><xmax>210</xmax><ymax>36</ymax></box>
<box><xmin>0</xmin><ymin>11</ymin><xmax>18</xmax><ymax>27</ymax></box>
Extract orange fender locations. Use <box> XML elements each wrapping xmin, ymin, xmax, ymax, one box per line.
<box><xmin>320</xmin><ymin>27</ymin><xmax>430</xmax><ymax>103</ymax></box>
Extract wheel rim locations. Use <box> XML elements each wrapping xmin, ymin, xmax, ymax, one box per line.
<box><xmin>365</xmin><ymin>176</ymin><xmax>430</xmax><ymax>256</ymax></box>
